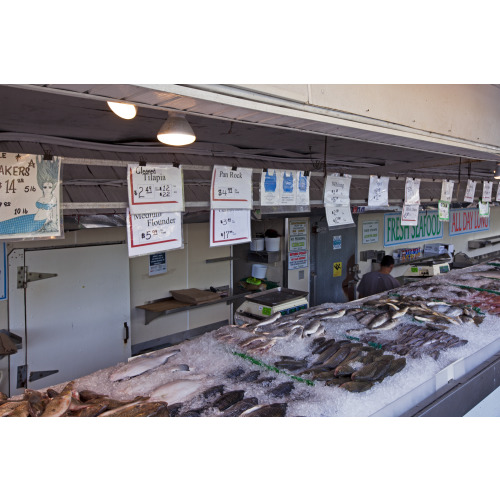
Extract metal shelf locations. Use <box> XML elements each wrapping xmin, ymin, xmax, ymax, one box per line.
<box><xmin>247</xmin><ymin>251</ymin><xmax>281</xmax><ymax>263</ymax></box>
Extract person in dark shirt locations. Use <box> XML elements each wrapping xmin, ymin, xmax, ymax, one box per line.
<box><xmin>357</xmin><ymin>255</ymin><xmax>400</xmax><ymax>299</ymax></box>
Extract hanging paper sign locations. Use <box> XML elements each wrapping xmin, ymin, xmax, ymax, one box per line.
<box><xmin>260</xmin><ymin>170</ymin><xmax>309</xmax><ymax>207</ymax></box>
<box><xmin>126</xmin><ymin>209</ymin><xmax>183</xmax><ymax>257</ymax></box>
<box><xmin>464</xmin><ymin>179</ymin><xmax>477</xmax><ymax>203</ymax></box>
<box><xmin>325</xmin><ymin>206</ymin><xmax>354</xmax><ymax>227</ymax></box>
<box><xmin>128</xmin><ymin>163</ymin><xmax>184</xmax><ymax>214</ymax></box>
<box><xmin>324</xmin><ymin>174</ymin><xmax>351</xmax><ymax>206</ymax></box>
<box><xmin>210</xmin><ymin>165</ymin><xmax>253</xmax><ymax>209</ymax></box>
<box><xmin>479</xmin><ymin>201</ymin><xmax>490</xmax><ymax>218</ymax></box>
<box><xmin>440</xmin><ymin>180</ymin><xmax>454</xmax><ymax>202</ymax></box>
<box><xmin>482</xmin><ymin>181</ymin><xmax>493</xmax><ymax>203</ymax></box>
<box><xmin>0</xmin><ymin>243</ymin><xmax>6</xmax><ymax>300</ymax></box>
<box><xmin>438</xmin><ymin>201</ymin><xmax>450</xmax><ymax>221</ymax></box>
<box><xmin>296</xmin><ymin>171</ymin><xmax>310</xmax><ymax>206</ymax></box>
<box><xmin>405</xmin><ymin>178</ymin><xmax>421</xmax><ymax>205</ymax></box>
<box><xmin>401</xmin><ymin>204</ymin><xmax>420</xmax><ymax>226</ymax></box>
<box><xmin>368</xmin><ymin>176</ymin><xmax>389</xmax><ymax>207</ymax></box>
<box><xmin>497</xmin><ymin>183</ymin><xmax>500</xmax><ymax>202</ymax></box>
<box><xmin>210</xmin><ymin>209</ymin><xmax>251</xmax><ymax>247</ymax></box>
<box><xmin>0</xmin><ymin>153</ymin><xmax>63</xmax><ymax>240</ymax></box>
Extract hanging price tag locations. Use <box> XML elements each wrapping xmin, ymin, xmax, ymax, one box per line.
<box><xmin>324</xmin><ymin>174</ymin><xmax>351</xmax><ymax>206</ymax></box>
<box><xmin>440</xmin><ymin>180</ymin><xmax>454</xmax><ymax>202</ymax></box>
<box><xmin>368</xmin><ymin>176</ymin><xmax>389</xmax><ymax>207</ymax></box>
<box><xmin>126</xmin><ymin>209</ymin><xmax>183</xmax><ymax>257</ymax></box>
<box><xmin>401</xmin><ymin>204</ymin><xmax>419</xmax><ymax>226</ymax></box>
<box><xmin>325</xmin><ymin>206</ymin><xmax>354</xmax><ymax>227</ymax></box>
<box><xmin>211</xmin><ymin>165</ymin><xmax>253</xmax><ymax>209</ymax></box>
<box><xmin>438</xmin><ymin>201</ymin><xmax>450</xmax><ymax>221</ymax></box>
<box><xmin>479</xmin><ymin>201</ymin><xmax>490</xmax><ymax>218</ymax></box>
<box><xmin>464</xmin><ymin>179</ymin><xmax>476</xmax><ymax>203</ymax></box>
<box><xmin>404</xmin><ymin>178</ymin><xmax>420</xmax><ymax>205</ymax></box>
<box><xmin>210</xmin><ymin>209</ymin><xmax>251</xmax><ymax>247</ymax></box>
<box><xmin>482</xmin><ymin>181</ymin><xmax>493</xmax><ymax>203</ymax></box>
<box><xmin>128</xmin><ymin>164</ymin><xmax>184</xmax><ymax>214</ymax></box>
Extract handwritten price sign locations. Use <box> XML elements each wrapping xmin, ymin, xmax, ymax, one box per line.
<box><xmin>211</xmin><ymin>165</ymin><xmax>253</xmax><ymax>209</ymax></box>
<box><xmin>210</xmin><ymin>209</ymin><xmax>251</xmax><ymax>247</ymax></box>
<box><xmin>368</xmin><ymin>176</ymin><xmax>389</xmax><ymax>207</ymax></box>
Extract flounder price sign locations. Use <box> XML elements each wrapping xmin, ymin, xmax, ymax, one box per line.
<box><xmin>449</xmin><ymin>207</ymin><xmax>489</xmax><ymax>236</ymax></box>
<box><xmin>384</xmin><ymin>210</ymin><xmax>443</xmax><ymax>247</ymax></box>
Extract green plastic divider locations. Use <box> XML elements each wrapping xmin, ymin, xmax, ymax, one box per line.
<box><xmin>454</xmin><ymin>284</ymin><xmax>500</xmax><ymax>296</ymax></box>
<box><xmin>344</xmin><ymin>334</ymin><xmax>383</xmax><ymax>350</ymax></box>
<box><xmin>232</xmin><ymin>351</ymin><xmax>315</xmax><ymax>386</ymax></box>
<box><xmin>487</xmin><ymin>263</ymin><xmax>500</xmax><ymax>268</ymax></box>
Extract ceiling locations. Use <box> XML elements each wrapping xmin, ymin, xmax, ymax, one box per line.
<box><xmin>0</xmin><ymin>84</ymin><xmax>498</xmax><ymax>216</ymax></box>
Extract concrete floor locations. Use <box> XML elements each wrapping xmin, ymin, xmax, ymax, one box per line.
<box><xmin>463</xmin><ymin>385</ymin><xmax>500</xmax><ymax>417</ymax></box>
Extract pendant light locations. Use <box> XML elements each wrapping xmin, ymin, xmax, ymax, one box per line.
<box><xmin>157</xmin><ymin>111</ymin><xmax>196</xmax><ymax>146</ymax></box>
<box><xmin>107</xmin><ymin>101</ymin><xmax>137</xmax><ymax>119</ymax></box>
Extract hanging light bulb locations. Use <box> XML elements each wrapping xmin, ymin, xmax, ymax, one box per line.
<box><xmin>107</xmin><ymin>101</ymin><xmax>137</xmax><ymax>119</ymax></box>
<box><xmin>157</xmin><ymin>111</ymin><xmax>196</xmax><ymax>146</ymax></box>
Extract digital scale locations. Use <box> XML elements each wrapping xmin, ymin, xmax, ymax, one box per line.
<box><xmin>234</xmin><ymin>287</ymin><xmax>309</xmax><ymax>326</ymax></box>
<box><xmin>402</xmin><ymin>254</ymin><xmax>451</xmax><ymax>281</ymax></box>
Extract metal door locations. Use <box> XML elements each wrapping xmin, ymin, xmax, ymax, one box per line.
<box><xmin>8</xmin><ymin>244</ymin><xmax>131</xmax><ymax>394</ymax></box>
<box><xmin>309</xmin><ymin>216</ymin><xmax>357</xmax><ymax>306</ymax></box>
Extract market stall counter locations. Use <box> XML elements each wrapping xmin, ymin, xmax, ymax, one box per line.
<box><xmin>2</xmin><ymin>261</ymin><xmax>500</xmax><ymax>417</ymax></box>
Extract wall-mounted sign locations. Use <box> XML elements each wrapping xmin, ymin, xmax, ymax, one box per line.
<box><xmin>210</xmin><ymin>209</ymin><xmax>251</xmax><ymax>247</ymax></box>
<box><xmin>362</xmin><ymin>221</ymin><xmax>379</xmax><ymax>244</ymax></box>
<box><xmin>126</xmin><ymin>209</ymin><xmax>183</xmax><ymax>257</ymax></box>
<box><xmin>289</xmin><ymin>220</ymin><xmax>307</xmax><ymax>236</ymax></box>
<box><xmin>149</xmin><ymin>252</ymin><xmax>167</xmax><ymax>276</ymax></box>
<box><xmin>333</xmin><ymin>261</ymin><xmax>342</xmax><ymax>277</ymax></box>
<box><xmin>384</xmin><ymin>211</ymin><xmax>443</xmax><ymax>247</ymax></box>
<box><xmin>128</xmin><ymin>163</ymin><xmax>184</xmax><ymax>213</ymax></box>
<box><xmin>288</xmin><ymin>251</ymin><xmax>308</xmax><ymax>270</ymax></box>
<box><xmin>333</xmin><ymin>235</ymin><xmax>342</xmax><ymax>250</ymax></box>
<box><xmin>211</xmin><ymin>165</ymin><xmax>253</xmax><ymax>210</ymax></box>
<box><xmin>0</xmin><ymin>243</ymin><xmax>6</xmax><ymax>301</ymax></box>
<box><xmin>290</xmin><ymin>235</ymin><xmax>307</xmax><ymax>251</ymax></box>
<box><xmin>0</xmin><ymin>153</ymin><xmax>63</xmax><ymax>240</ymax></box>
<box><xmin>449</xmin><ymin>207</ymin><xmax>490</xmax><ymax>236</ymax></box>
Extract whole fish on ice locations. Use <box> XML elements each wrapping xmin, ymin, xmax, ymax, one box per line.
<box><xmin>149</xmin><ymin>379</ymin><xmax>205</xmax><ymax>404</ymax></box>
<box><xmin>109</xmin><ymin>349</ymin><xmax>180</xmax><ymax>382</ymax></box>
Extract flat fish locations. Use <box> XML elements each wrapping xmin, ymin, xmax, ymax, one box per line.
<box><xmin>340</xmin><ymin>381</ymin><xmax>374</xmax><ymax>393</ymax></box>
<box><xmin>240</xmin><ymin>403</ymin><xmax>287</xmax><ymax>417</ymax></box>
<box><xmin>240</xmin><ymin>370</ymin><xmax>262</xmax><ymax>382</ymax></box>
<box><xmin>213</xmin><ymin>390</ymin><xmax>245</xmax><ymax>411</ymax></box>
<box><xmin>109</xmin><ymin>350</ymin><xmax>180</xmax><ymax>382</ymax></box>
<box><xmin>269</xmin><ymin>382</ymin><xmax>294</xmax><ymax>398</ymax></box>
<box><xmin>225</xmin><ymin>367</ymin><xmax>245</xmax><ymax>379</ymax></box>
<box><xmin>41</xmin><ymin>382</ymin><xmax>75</xmax><ymax>417</ymax></box>
<box><xmin>222</xmin><ymin>397</ymin><xmax>259</xmax><ymax>417</ymax></box>
<box><xmin>320</xmin><ymin>346</ymin><xmax>353</xmax><ymax>370</ymax></box>
<box><xmin>100</xmin><ymin>402</ymin><xmax>169</xmax><ymax>417</ymax></box>
<box><xmin>0</xmin><ymin>401</ymin><xmax>25</xmax><ymax>417</ymax></box>
<box><xmin>5</xmin><ymin>401</ymin><xmax>30</xmax><ymax>417</ymax></box>
<box><xmin>79</xmin><ymin>390</ymin><xmax>106</xmax><ymax>402</ymax></box>
<box><xmin>149</xmin><ymin>379</ymin><xmax>205</xmax><ymax>404</ymax></box>
<box><xmin>167</xmin><ymin>403</ymin><xmax>183</xmax><ymax>417</ymax></box>
<box><xmin>46</xmin><ymin>388</ymin><xmax>59</xmax><ymax>398</ymax></box>
<box><xmin>70</xmin><ymin>403</ymin><xmax>109</xmax><ymax>417</ymax></box>
<box><xmin>351</xmin><ymin>360</ymin><xmax>392</xmax><ymax>382</ymax></box>
<box><xmin>202</xmin><ymin>385</ymin><xmax>225</xmax><ymax>399</ymax></box>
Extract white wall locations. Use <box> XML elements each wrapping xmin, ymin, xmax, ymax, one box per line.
<box><xmin>357</xmin><ymin>206</ymin><xmax>500</xmax><ymax>279</ymax></box>
<box><xmin>238</xmin><ymin>84</ymin><xmax>500</xmax><ymax>148</ymax></box>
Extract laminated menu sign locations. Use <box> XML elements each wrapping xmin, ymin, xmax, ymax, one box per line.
<box><xmin>210</xmin><ymin>209</ymin><xmax>251</xmax><ymax>247</ymax></box>
<box><xmin>126</xmin><ymin>209</ymin><xmax>183</xmax><ymax>257</ymax></box>
<box><xmin>324</xmin><ymin>174</ymin><xmax>351</xmax><ymax>206</ymax></box>
<box><xmin>405</xmin><ymin>178</ymin><xmax>421</xmax><ymax>205</ymax></box>
<box><xmin>128</xmin><ymin>164</ymin><xmax>184</xmax><ymax>214</ymax></box>
<box><xmin>368</xmin><ymin>176</ymin><xmax>389</xmax><ymax>207</ymax></box>
<box><xmin>260</xmin><ymin>170</ymin><xmax>309</xmax><ymax>207</ymax></box>
<box><xmin>401</xmin><ymin>204</ymin><xmax>419</xmax><ymax>226</ymax></box>
<box><xmin>210</xmin><ymin>165</ymin><xmax>253</xmax><ymax>209</ymax></box>
<box><xmin>438</xmin><ymin>201</ymin><xmax>450</xmax><ymax>221</ymax></box>
<box><xmin>325</xmin><ymin>206</ymin><xmax>354</xmax><ymax>227</ymax></box>
<box><xmin>482</xmin><ymin>181</ymin><xmax>493</xmax><ymax>203</ymax></box>
<box><xmin>0</xmin><ymin>153</ymin><xmax>63</xmax><ymax>240</ymax></box>
<box><xmin>479</xmin><ymin>201</ymin><xmax>490</xmax><ymax>218</ymax></box>
<box><xmin>464</xmin><ymin>179</ymin><xmax>476</xmax><ymax>203</ymax></box>
<box><xmin>440</xmin><ymin>180</ymin><xmax>454</xmax><ymax>202</ymax></box>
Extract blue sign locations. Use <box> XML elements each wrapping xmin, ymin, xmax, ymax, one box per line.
<box><xmin>149</xmin><ymin>252</ymin><xmax>167</xmax><ymax>276</ymax></box>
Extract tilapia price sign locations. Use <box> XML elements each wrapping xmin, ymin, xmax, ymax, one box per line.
<box><xmin>126</xmin><ymin>210</ymin><xmax>183</xmax><ymax>257</ymax></box>
<box><xmin>384</xmin><ymin>210</ymin><xmax>443</xmax><ymax>247</ymax></box>
<box><xmin>449</xmin><ymin>207</ymin><xmax>490</xmax><ymax>236</ymax></box>
<box><xmin>211</xmin><ymin>165</ymin><xmax>253</xmax><ymax>210</ymax></box>
<box><xmin>128</xmin><ymin>164</ymin><xmax>184</xmax><ymax>214</ymax></box>
<box><xmin>210</xmin><ymin>209</ymin><xmax>251</xmax><ymax>247</ymax></box>
<box><xmin>0</xmin><ymin>153</ymin><xmax>63</xmax><ymax>240</ymax></box>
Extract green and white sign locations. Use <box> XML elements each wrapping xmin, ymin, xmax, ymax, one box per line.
<box><xmin>384</xmin><ymin>210</ymin><xmax>443</xmax><ymax>247</ymax></box>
